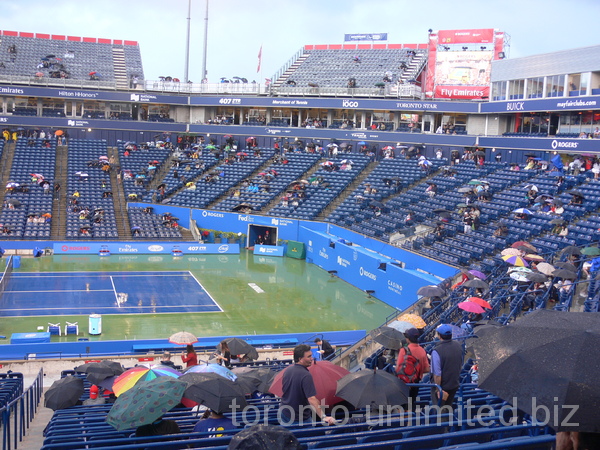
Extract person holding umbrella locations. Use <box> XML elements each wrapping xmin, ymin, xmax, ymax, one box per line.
<box><xmin>430</xmin><ymin>324</ymin><xmax>463</xmax><ymax>408</ymax></box>
<box><xmin>396</xmin><ymin>328</ymin><xmax>429</xmax><ymax>410</ymax></box>
<box><xmin>215</xmin><ymin>340</ymin><xmax>232</xmax><ymax>367</ymax></box>
<box><xmin>278</xmin><ymin>344</ymin><xmax>336</xmax><ymax>425</ymax></box>
<box><xmin>181</xmin><ymin>344</ymin><xmax>198</xmax><ymax>368</ymax></box>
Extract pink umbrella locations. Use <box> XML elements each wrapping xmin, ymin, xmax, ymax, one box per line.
<box><xmin>458</xmin><ymin>301</ymin><xmax>485</xmax><ymax>314</ymax></box>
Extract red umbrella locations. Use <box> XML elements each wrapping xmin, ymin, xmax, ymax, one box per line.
<box><xmin>269</xmin><ymin>360</ymin><xmax>349</xmax><ymax>407</ymax></box>
<box><xmin>246</xmin><ymin>137</ymin><xmax>256</xmax><ymax>142</ymax></box>
<box><xmin>511</xmin><ymin>241</ymin><xmax>537</xmax><ymax>252</ymax></box>
<box><xmin>458</xmin><ymin>301</ymin><xmax>485</xmax><ymax>314</ymax></box>
<box><xmin>467</xmin><ymin>297</ymin><xmax>492</xmax><ymax>309</ymax></box>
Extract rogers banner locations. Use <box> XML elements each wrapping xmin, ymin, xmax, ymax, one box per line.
<box><xmin>438</xmin><ymin>29</ymin><xmax>494</xmax><ymax>44</ymax></box>
<box><xmin>435</xmin><ymin>85</ymin><xmax>489</xmax><ymax>100</ymax></box>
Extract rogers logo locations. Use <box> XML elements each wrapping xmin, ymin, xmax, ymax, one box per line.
<box><xmin>61</xmin><ymin>245</ymin><xmax>90</xmax><ymax>251</ymax></box>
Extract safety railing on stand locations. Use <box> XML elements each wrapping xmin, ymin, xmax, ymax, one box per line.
<box><xmin>1</xmin><ymin>368</ymin><xmax>44</xmax><ymax>450</ymax></box>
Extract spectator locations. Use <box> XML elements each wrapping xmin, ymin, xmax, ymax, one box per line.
<box><xmin>215</xmin><ymin>340</ymin><xmax>232</xmax><ymax>367</ymax></box>
<box><xmin>430</xmin><ymin>324</ymin><xmax>463</xmax><ymax>407</ymax></box>
<box><xmin>181</xmin><ymin>344</ymin><xmax>198</xmax><ymax>368</ymax></box>
<box><xmin>397</xmin><ymin>328</ymin><xmax>429</xmax><ymax>409</ymax></box>
<box><xmin>278</xmin><ymin>344</ymin><xmax>336</xmax><ymax>425</ymax></box>
<box><xmin>314</xmin><ymin>338</ymin><xmax>335</xmax><ymax>359</ymax></box>
<box><xmin>135</xmin><ymin>417</ymin><xmax>180</xmax><ymax>437</ymax></box>
<box><xmin>160</xmin><ymin>351</ymin><xmax>176</xmax><ymax>368</ymax></box>
<box><xmin>193</xmin><ymin>409</ymin><xmax>235</xmax><ymax>437</ymax></box>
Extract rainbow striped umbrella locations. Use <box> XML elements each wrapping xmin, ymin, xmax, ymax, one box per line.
<box><xmin>112</xmin><ymin>366</ymin><xmax>182</xmax><ymax>397</ymax></box>
<box><xmin>501</xmin><ymin>255</ymin><xmax>529</xmax><ymax>267</ymax></box>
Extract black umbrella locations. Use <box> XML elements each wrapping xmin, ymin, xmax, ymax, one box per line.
<box><xmin>179</xmin><ymin>372</ymin><xmax>247</xmax><ymax>413</ymax></box>
<box><xmin>561</xmin><ymin>246</ymin><xmax>581</xmax><ymax>256</ymax></box>
<box><xmin>551</xmin><ymin>268</ymin><xmax>577</xmax><ymax>280</ymax></box>
<box><xmin>437</xmin><ymin>211</ymin><xmax>452</xmax><ymax>219</ymax></box>
<box><xmin>463</xmin><ymin>279</ymin><xmax>490</xmax><ymax>290</ymax></box>
<box><xmin>568</xmin><ymin>191</ymin><xmax>585</xmax><ymax>199</ymax></box>
<box><xmin>336</xmin><ymin>369</ymin><xmax>409</xmax><ymax>410</ymax></box>
<box><xmin>6</xmin><ymin>199</ymin><xmax>21</xmax><ymax>207</ymax></box>
<box><xmin>433</xmin><ymin>208</ymin><xmax>452</xmax><ymax>214</ymax></box>
<box><xmin>222</xmin><ymin>337</ymin><xmax>259</xmax><ymax>360</ymax></box>
<box><xmin>554</xmin><ymin>261</ymin><xmax>577</xmax><ymax>272</ymax></box>
<box><xmin>369</xmin><ymin>326</ymin><xmax>406</xmax><ymax>350</ymax></box>
<box><xmin>534</xmin><ymin>195</ymin><xmax>552</xmax><ymax>203</ymax></box>
<box><xmin>233</xmin><ymin>203</ymin><xmax>253</xmax><ymax>212</ymax></box>
<box><xmin>474</xmin><ymin>151</ymin><xmax>485</xmax><ymax>157</ymax></box>
<box><xmin>228</xmin><ymin>425</ymin><xmax>302</xmax><ymax>450</ymax></box>
<box><xmin>44</xmin><ymin>376</ymin><xmax>84</xmax><ymax>410</ymax></box>
<box><xmin>416</xmin><ymin>285</ymin><xmax>445</xmax><ymax>297</ymax></box>
<box><xmin>525</xmin><ymin>272</ymin><xmax>548</xmax><ymax>283</ymax></box>
<box><xmin>232</xmin><ymin>367</ymin><xmax>275</xmax><ymax>394</ymax></box>
<box><xmin>74</xmin><ymin>361</ymin><xmax>124</xmax><ymax>385</ymax></box>
<box><xmin>472</xmin><ymin>309</ymin><xmax>600</xmax><ymax>432</ymax></box>
<box><xmin>370</xmin><ymin>201</ymin><xmax>384</xmax><ymax>209</ymax></box>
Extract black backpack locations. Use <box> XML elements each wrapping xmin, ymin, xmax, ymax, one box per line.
<box><xmin>396</xmin><ymin>345</ymin><xmax>420</xmax><ymax>383</ymax></box>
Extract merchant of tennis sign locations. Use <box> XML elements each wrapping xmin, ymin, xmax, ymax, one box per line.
<box><xmin>344</xmin><ymin>33</ymin><xmax>388</xmax><ymax>41</ymax></box>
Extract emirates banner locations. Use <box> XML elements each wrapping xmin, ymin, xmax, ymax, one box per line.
<box><xmin>434</xmin><ymin>85</ymin><xmax>490</xmax><ymax>100</ymax></box>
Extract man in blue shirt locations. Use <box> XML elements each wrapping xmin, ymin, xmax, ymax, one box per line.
<box><xmin>279</xmin><ymin>344</ymin><xmax>336</xmax><ymax>425</ymax></box>
<box><xmin>431</xmin><ymin>324</ymin><xmax>463</xmax><ymax>407</ymax></box>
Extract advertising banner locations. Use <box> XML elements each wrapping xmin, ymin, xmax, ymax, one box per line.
<box><xmin>253</xmin><ymin>245</ymin><xmax>285</xmax><ymax>256</ymax></box>
<box><xmin>433</xmin><ymin>50</ymin><xmax>493</xmax><ymax>100</ymax></box>
<box><xmin>438</xmin><ymin>29</ymin><xmax>495</xmax><ymax>44</ymax></box>
<box><xmin>344</xmin><ymin>33</ymin><xmax>388</xmax><ymax>41</ymax></box>
<box><xmin>53</xmin><ymin>242</ymin><xmax>240</xmax><ymax>254</ymax></box>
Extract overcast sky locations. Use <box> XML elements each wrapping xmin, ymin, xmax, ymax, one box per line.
<box><xmin>4</xmin><ymin>0</ymin><xmax>600</xmax><ymax>83</ymax></box>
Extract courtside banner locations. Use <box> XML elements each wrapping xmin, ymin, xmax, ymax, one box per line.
<box><xmin>53</xmin><ymin>242</ymin><xmax>239</xmax><ymax>254</ymax></box>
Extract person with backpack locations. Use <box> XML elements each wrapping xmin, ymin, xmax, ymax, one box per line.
<box><xmin>396</xmin><ymin>328</ymin><xmax>429</xmax><ymax>410</ymax></box>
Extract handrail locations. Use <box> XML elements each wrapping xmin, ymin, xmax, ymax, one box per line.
<box><xmin>0</xmin><ymin>368</ymin><xmax>44</xmax><ymax>450</ymax></box>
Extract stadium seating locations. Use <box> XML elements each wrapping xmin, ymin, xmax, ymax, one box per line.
<box><xmin>0</xmin><ymin>33</ymin><xmax>144</xmax><ymax>85</ymax></box>
<box><xmin>275</xmin><ymin>48</ymin><xmax>426</xmax><ymax>89</ymax></box>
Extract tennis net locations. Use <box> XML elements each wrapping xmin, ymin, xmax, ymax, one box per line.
<box><xmin>0</xmin><ymin>255</ymin><xmax>13</xmax><ymax>298</ymax></box>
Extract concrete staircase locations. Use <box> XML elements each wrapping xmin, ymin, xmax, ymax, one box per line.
<box><xmin>273</xmin><ymin>53</ymin><xmax>310</xmax><ymax>88</ymax></box>
<box><xmin>316</xmin><ymin>160</ymin><xmax>378</xmax><ymax>220</ymax></box>
<box><xmin>0</xmin><ymin>142</ymin><xmax>15</xmax><ymax>208</ymax></box>
<box><xmin>112</xmin><ymin>48</ymin><xmax>129</xmax><ymax>90</ymax></box>
<box><xmin>108</xmin><ymin>147</ymin><xmax>132</xmax><ymax>239</ymax></box>
<box><xmin>50</xmin><ymin>145</ymin><xmax>68</xmax><ymax>240</ymax></box>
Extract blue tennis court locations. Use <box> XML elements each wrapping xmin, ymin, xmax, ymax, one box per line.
<box><xmin>0</xmin><ymin>271</ymin><xmax>222</xmax><ymax>316</ymax></box>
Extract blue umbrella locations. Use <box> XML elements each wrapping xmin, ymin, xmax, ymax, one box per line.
<box><xmin>185</xmin><ymin>363</ymin><xmax>237</xmax><ymax>382</ymax></box>
<box><xmin>513</xmin><ymin>208</ymin><xmax>533</xmax><ymax>215</ymax></box>
<box><xmin>548</xmin><ymin>171</ymin><xmax>563</xmax><ymax>176</ymax></box>
<box><xmin>357</xmin><ymin>141</ymin><xmax>366</xmax><ymax>146</ymax></box>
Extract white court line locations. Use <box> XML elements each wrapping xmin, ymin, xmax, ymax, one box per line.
<box><xmin>0</xmin><ymin>304</ymin><xmax>222</xmax><ymax>311</ymax></box>
<box><xmin>110</xmin><ymin>276</ymin><xmax>119</xmax><ymax>307</ymax></box>
<box><xmin>187</xmin><ymin>271</ymin><xmax>224</xmax><ymax>313</ymax></box>
<box><xmin>4</xmin><ymin>289</ymin><xmax>114</xmax><ymax>293</ymax></box>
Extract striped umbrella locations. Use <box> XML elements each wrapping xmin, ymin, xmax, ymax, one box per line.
<box><xmin>523</xmin><ymin>254</ymin><xmax>545</xmax><ymax>262</ymax></box>
<box><xmin>501</xmin><ymin>255</ymin><xmax>529</xmax><ymax>267</ymax></box>
<box><xmin>112</xmin><ymin>366</ymin><xmax>182</xmax><ymax>397</ymax></box>
<box><xmin>185</xmin><ymin>363</ymin><xmax>237</xmax><ymax>382</ymax></box>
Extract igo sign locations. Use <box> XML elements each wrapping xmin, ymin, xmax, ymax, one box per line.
<box><xmin>342</xmin><ymin>100</ymin><xmax>359</xmax><ymax>108</ymax></box>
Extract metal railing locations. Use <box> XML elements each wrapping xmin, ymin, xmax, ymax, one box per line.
<box><xmin>0</xmin><ymin>368</ymin><xmax>43</xmax><ymax>450</ymax></box>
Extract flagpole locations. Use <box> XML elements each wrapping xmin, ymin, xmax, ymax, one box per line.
<box><xmin>184</xmin><ymin>0</ymin><xmax>191</xmax><ymax>83</ymax></box>
<box><xmin>259</xmin><ymin>44</ymin><xmax>263</xmax><ymax>94</ymax></box>
<box><xmin>201</xmin><ymin>0</ymin><xmax>209</xmax><ymax>82</ymax></box>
